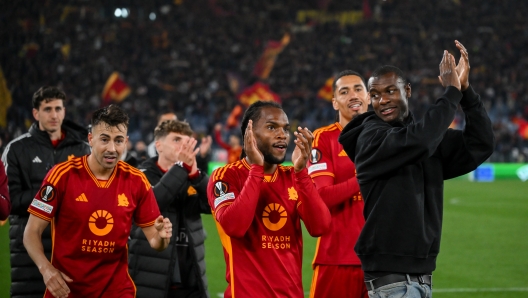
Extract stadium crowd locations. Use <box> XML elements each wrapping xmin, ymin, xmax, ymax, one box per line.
<box><xmin>1</xmin><ymin>0</ymin><xmax>527</xmax><ymax>162</ymax></box>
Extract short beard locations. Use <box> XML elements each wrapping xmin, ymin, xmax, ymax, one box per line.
<box><xmin>262</xmin><ymin>150</ymin><xmax>286</xmax><ymax>165</ymax></box>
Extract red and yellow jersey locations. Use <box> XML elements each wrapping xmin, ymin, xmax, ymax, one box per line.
<box><xmin>28</xmin><ymin>156</ymin><xmax>160</xmax><ymax>298</ymax></box>
<box><xmin>207</xmin><ymin>159</ymin><xmax>308</xmax><ymax>298</ymax></box>
<box><xmin>308</xmin><ymin>122</ymin><xmax>364</xmax><ymax>266</ymax></box>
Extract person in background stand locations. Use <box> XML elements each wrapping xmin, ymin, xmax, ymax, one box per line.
<box><xmin>1</xmin><ymin>86</ymin><xmax>91</xmax><ymax>298</ymax></box>
<box><xmin>308</xmin><ymin>70</ymin><xmax>369</xmax><ymax>298</ymax></box>
<box><xmin>213</xmin><ymin>123</ymin><xmax>242</xmax><ymax>164</ymax></box>
<box><xmin>129</xmin><ymin>119</ymin><xmax>211</xmax><ymax>298</ymax></box>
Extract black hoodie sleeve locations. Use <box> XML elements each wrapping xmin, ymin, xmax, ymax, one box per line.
<box><xmin>437</xmin><ymin>85</ymin><xmax>495</xmax><ymax>179</ymax></box>
<box><xmin>186</xmin><ymin>172</ymin><xmax>212</xmax><ymax>215</ymax></box>
<box><xmin>344</xmin><ymin>86</ymin><xmax>462</xmax><ymax>182</ymax></box>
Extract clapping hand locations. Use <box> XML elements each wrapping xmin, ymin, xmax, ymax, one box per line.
<box><xmin>291</xmin><ymin>126</ymin><xmax>314</xmax><ymax>173</ymax></box>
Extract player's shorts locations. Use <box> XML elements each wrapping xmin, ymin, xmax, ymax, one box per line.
<box><xmin>309</xmin><ymin>264</ymin><xmax>368</xmax><ymax>298</ymax></box>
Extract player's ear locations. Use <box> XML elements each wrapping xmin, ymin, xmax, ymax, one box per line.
<box><xmin>88</xmin><ymin>132</ymin><xmax>93</xmax><ymax>146</ymax></box>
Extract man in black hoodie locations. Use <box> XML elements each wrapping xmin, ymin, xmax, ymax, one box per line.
<box><xmin>128</xmin><ymin>119</ymin><xmax>211</xmax><ymax>298</ymax></box>
<box><xmin>1</xmin><ymin>86</ymin><xmax>91</xmax><ymax>298</ymax></box>
<box><xmin>338</xmin><ymin>41</ymin><xmax>494</xmax><ymax>297</ymax></box>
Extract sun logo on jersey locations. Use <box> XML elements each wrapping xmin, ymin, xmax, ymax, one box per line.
<box><xmin>310</xmin><ymin>149</ymin><xmax>322</xmax><ymax>163</ymax></box>
<box><xmin>88</xmin><ymin>210</ymin><xmax>114</xmax><ymax>236</ymax></box>
<box><xmin>117</xmin><ymin>193</ymin><xmax>129</xmax><ymax>207</ymax></box>
<box><xmin>262</xmin><ymin>203</ymin><xmax>288</xmax><ymax>231</ymax></box>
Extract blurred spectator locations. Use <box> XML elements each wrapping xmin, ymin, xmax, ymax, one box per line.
<box><xmin>0</xmin><ymin>160</ymin><xmax>10</xmax><ymax>221</ymax></box>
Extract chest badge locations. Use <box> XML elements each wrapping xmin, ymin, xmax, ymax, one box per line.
<box><xmin>288</xmin><ymin>187</ymin><xmax>298</xmax><ymax>201</ymax></box>
<box><xmin>117</xmin><ymin>193</ymin><xmax>129</xmax><ymax>207</ymax></box>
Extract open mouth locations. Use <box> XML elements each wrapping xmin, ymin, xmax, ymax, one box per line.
<box><xmin>380</xmin><ymin>107</ymin><xmax>395</xmax><ymax>115</ymax></box>
<box><xmin>273</xmin><ymin>143</ymin><xmax>287</xmax><ymax>152</ymax></box>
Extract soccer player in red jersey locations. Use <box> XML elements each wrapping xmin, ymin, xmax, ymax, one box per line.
<box><xmin>23</xmin><ymin>105</ymin><xmax>172</xmax><ymax>298</ymax></box>
<box><xmin>308</xmin><ymin>70</ymin><xmax>370</xmax><ymax>298</ymax></box>
<box><xmin>207</xmin><ymin>100</ymin><xmax>331</xmax><ymax>298</ymax></box>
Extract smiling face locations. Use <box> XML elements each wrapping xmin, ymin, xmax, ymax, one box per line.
<box><xmin>368</xmin><ymin>72</ymin><xmax>411</xmax><ymax>123</ymax></box>
<box><xmin>333</xmin><ymin>75</ymin><xmax>370</xmax><ymax>124</ymax></box>
<box><xmin>252</xmin><ymin>107</ymin><xmax>290</xmax><ymax>165</ymax></box>
<box><xmin>88</xmin><ymin>122</ymin><xmax>128</xmax><ymax>174</ymax></box>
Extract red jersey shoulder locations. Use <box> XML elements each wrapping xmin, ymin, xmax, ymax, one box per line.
<box><xmin>210</xmin><ymin>160</ymin><xmax>246</xmax><ymax>210</ymax></box>
<box><xmin>44</xmin><ymin>157</ymin><xmax>84</xmax><ymax>186</ymax></box>
<box><xmin>116</xmin><ymin>161</ymin><xmax>151</xmax><ymax>191</ymax></box>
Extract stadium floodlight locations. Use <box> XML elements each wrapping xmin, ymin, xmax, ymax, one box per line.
<box><xmin>114</xmin><ymin>8</ymin><xmax>122</xmax><ymax>17</ymax></box>
<box><xmin>121</xmin><ymin>8</ymin><xmax>129</xmax><ymax>18</ymax></box>
<box><xmin>149</xmin><ymin>12</ymin><xmax>156</xmax><ymax>20</ymax></box>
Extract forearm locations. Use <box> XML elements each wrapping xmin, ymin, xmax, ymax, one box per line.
<box><xmin>315</xmin><ymin>175</ymin><xmax>360</xmax><ymax>209</ymax></box>
<box><xmin>296</xmin><ymin>169</ymin><xmax>331</xmax><ymax>236</ymax></box>
<box><xmin>23</xmin><ymin>217</ymin><xmax>51</xmax><ymax>272</ymax></box>
<box><xmin>149</xmin><ymin>232</ymin><xmax>170</xmax><ymax>252</ymax></box>
<box><xmin>215</xmin><ymin>165</ymin><xmax>263</xmax><ymax>238</ymax></box>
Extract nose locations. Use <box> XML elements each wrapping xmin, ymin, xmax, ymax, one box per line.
<box><xmin>379</xmin><ymin>95</ymin><xmax>390</xmax><ymax>105</ymax></box>
<box><xmin>276</xmin><ymin>128</ymin><xmax>287</xmax><ymax>139</ymax></box>
<box><xmin>107</xmin><ymin>141</ymin><xmax>116</xmax><ymax>152</ymax></box>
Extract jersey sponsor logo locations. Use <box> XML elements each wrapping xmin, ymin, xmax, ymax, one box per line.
<box><xmin>261</xmin><ymin>235</ymin><xmax>291</xmax><ymax>250</ymax></box>
<box><xmin>308</xmin><ymin>163</ymin><xmax>327</xmax><ymax>174</ymax></box>
<box><xmin>82</xmin><ymin>239</ymin><xmax>116</xmax><ymax>254</ymax></box>
<box><xmin>75</xmin><ymin>193</ymin><xmax>88</xmax><ymax>202</ymax></box>
<box><xmin>214</xmin><ymin>192</ymin><xmax>235</xmax><ymax>208</ymax></box>
<box><xmin>88</xmin><ymin>210</ymin><xmax>114</xmax><ymax>236</ymax></box>
<box><xmin>117</xmin><ymin>193</ymin><xmax>129</xmax><ymax>207</ymax></box>
<box><xmin>310</xmin><ymin>148</ymin><xmax>322</xmax><ymax>163</ymax></box>
<box><xmin>262</xmin><ymin>203</ymin><xmax>288</xmax><ymax>231</ymax></box>
<box><xmin>39</xmin><ymin>185</ymin><xmax>56</xmax><ymax>202</ymax></box>
<box><xmin>31</xmin><ymin>199</ymin><xmax>53</xmax><ymax>214</ymax></box>
<box><xmin>213</xmin><ymin>181</ymin><xmax>229</xmax><ymax>197</ymax></box>
<box><xmin>287</xmin><ymin>187</ymin><xmax>298</xmax><ymax>200</ymax></box>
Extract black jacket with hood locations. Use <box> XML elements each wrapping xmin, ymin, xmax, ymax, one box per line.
<box><xmin>338</xmin><ymin>86</ymin><xmax>494</xmax><ymax>274</ymax></box>
<box><xmin>1</xmin><ymin>120</ymin><xmax>90</xmax><ymax>298</ymax></box>
<box><xmin>128</xmin><ymin>156</ymin><xmax>211</xmax><ymax>298</ymax></box>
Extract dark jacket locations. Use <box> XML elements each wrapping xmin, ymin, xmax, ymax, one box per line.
<box><xmin>338</xmin><ymin>86</ymin><xmax>494</xmax><ymax>274</ymax></box>
<box><xmin>1</xmin><ymin>119</ymin><xmax>90</xmax><ymax>298</ymax></box>
<box><xmin>128</xmin><ymin>156</ymin><xmax>211</xmax><ymax>298</ymax></box>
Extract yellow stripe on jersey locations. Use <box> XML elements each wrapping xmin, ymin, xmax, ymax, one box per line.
<box><xmin>136</xmin><ymin>218</ymin><xmax>156</xmax><ymax>228</ymax></box>
<box><xmin>312</xmin><ymin>123</ymin><xmax>339</xmax><ymax>147</ymax></box>
<box><xmin>214</xmin><ymin>217</ymin><xmax>236</xmax><ymax>297</ymax></box>
<box><xmin>309</xmin><ymin>265</ymin><xmax>320</xmax><ymax>298</ymax></box>
<box><xmin>28</xmin><ymin>209</ymin><xmax>52</xmax><ymax>222</ymax></box>
<box><xmin>310</xmin><ymin>172</ymin><xmax>335</xmax><ymax>179</ymax></box>
<box><xmin>215</xmin><ymin>201</ymin><xmax>233</xmax><ymax>212</ymax></box>
<box><xmin>312</xmin><ymin>237</ymin><xmax>322</xmax><ymax>267</ymax></box>
<box><xmin>118</xmin><ymin>162</ymin><xmax>151</xmax><ymax>191</ymax></box>
<box><xmin>47</xmin><ymin>158</ymin><xmax>83</xmax><ymax>186</ymax></box>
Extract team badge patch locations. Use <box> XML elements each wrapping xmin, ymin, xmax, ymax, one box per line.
<box><xmin>39</xmin><ymin>185</ymin><xmax>56</xmax><ymax>202</ymax></box>
<box><xmin>310</xmin><ymin>149</ymin><xmax>322</xmax><ymax>163</ymax></box>
<box><xmin>213</xmin><ymin>181</ymin><xmax>229</xmax><ymax>197</ymax></box>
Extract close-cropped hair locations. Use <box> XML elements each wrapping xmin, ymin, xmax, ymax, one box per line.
<box><xmin>239</xmin><ymin>100</ymin><xmax>283</xmax><ymax>158</ymax></box>
<box><xmin>32</xmin><ymin>86</ymin><xmax>67</xmax><ymax>109</ymax></box>
<box><xmin>154</xmin><ymin>120</ymin><xmax>194</xmax><ymax>140</ymax></box>
<box><xmin>369</xmin><ymin>65</ymin><xmax>407</xmax><ymax>86</ymax></box>
<box><xmin>91</xmin><ymin>104</ymin><xmax>129</xmax><ymax>131</ymax></box>
<box><xmin>332</xmin><ymin>70</ymin><xmax>365</xmax><ymax>94</ymax></box>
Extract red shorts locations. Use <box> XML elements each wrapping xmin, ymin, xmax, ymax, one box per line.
<box><xmin>309</xmin><ymin>265</ymin><xmax>368</xmax><ymax>298</ymax></box>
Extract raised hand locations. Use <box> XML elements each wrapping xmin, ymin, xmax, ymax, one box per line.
<box><xmin>154</xmin><ymin>215</ymin><xmax>172</xmax><ymax>239</ymax></box>
<box><xmin>292</xmin><ymin>126</ymin><xmax>314</xmax><ymax>172</ymax></box>
<box><xmin>244</xmin><ymin>120</ymin><xmax>264</xmax><ymax>166</ymax></box>
<box><xmin>41</xmin><ymin>264</ymin><xmax>72</xmax><ymax>298</ymax></box>
<box><xmin>177</xmin><ymin>137</ymin><xmax>200</xmax><ymax>167</ymax></box>
<box><xmin>199</xmin><ymin>135</ymin><xmax>212</xmax><ymax>157</ymax></box>
<box><xmin>438</xmin><ymin>50</ymin><xmax>461</xmax><ymax>91</ymax></box>
<box><xmin>454</xmin><ymin>40</ymin><xmax>470</xmax><ymax>91</ymax></box>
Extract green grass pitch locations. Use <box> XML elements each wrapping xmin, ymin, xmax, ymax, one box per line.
<box><xmin>0</xmin><ymin>179</ymin><xmax>526</xmax><ymax>297</ymax></box>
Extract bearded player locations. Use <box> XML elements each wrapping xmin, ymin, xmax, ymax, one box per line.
<box><xmin>24</xmin><ymin>105</ymin><xmax>172</xmax><ymax>298</ymax></box>
<box><xmin>207</xmin><ymin>100</ymin><xmax>331</xmax><ymax>297</ymax></box>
